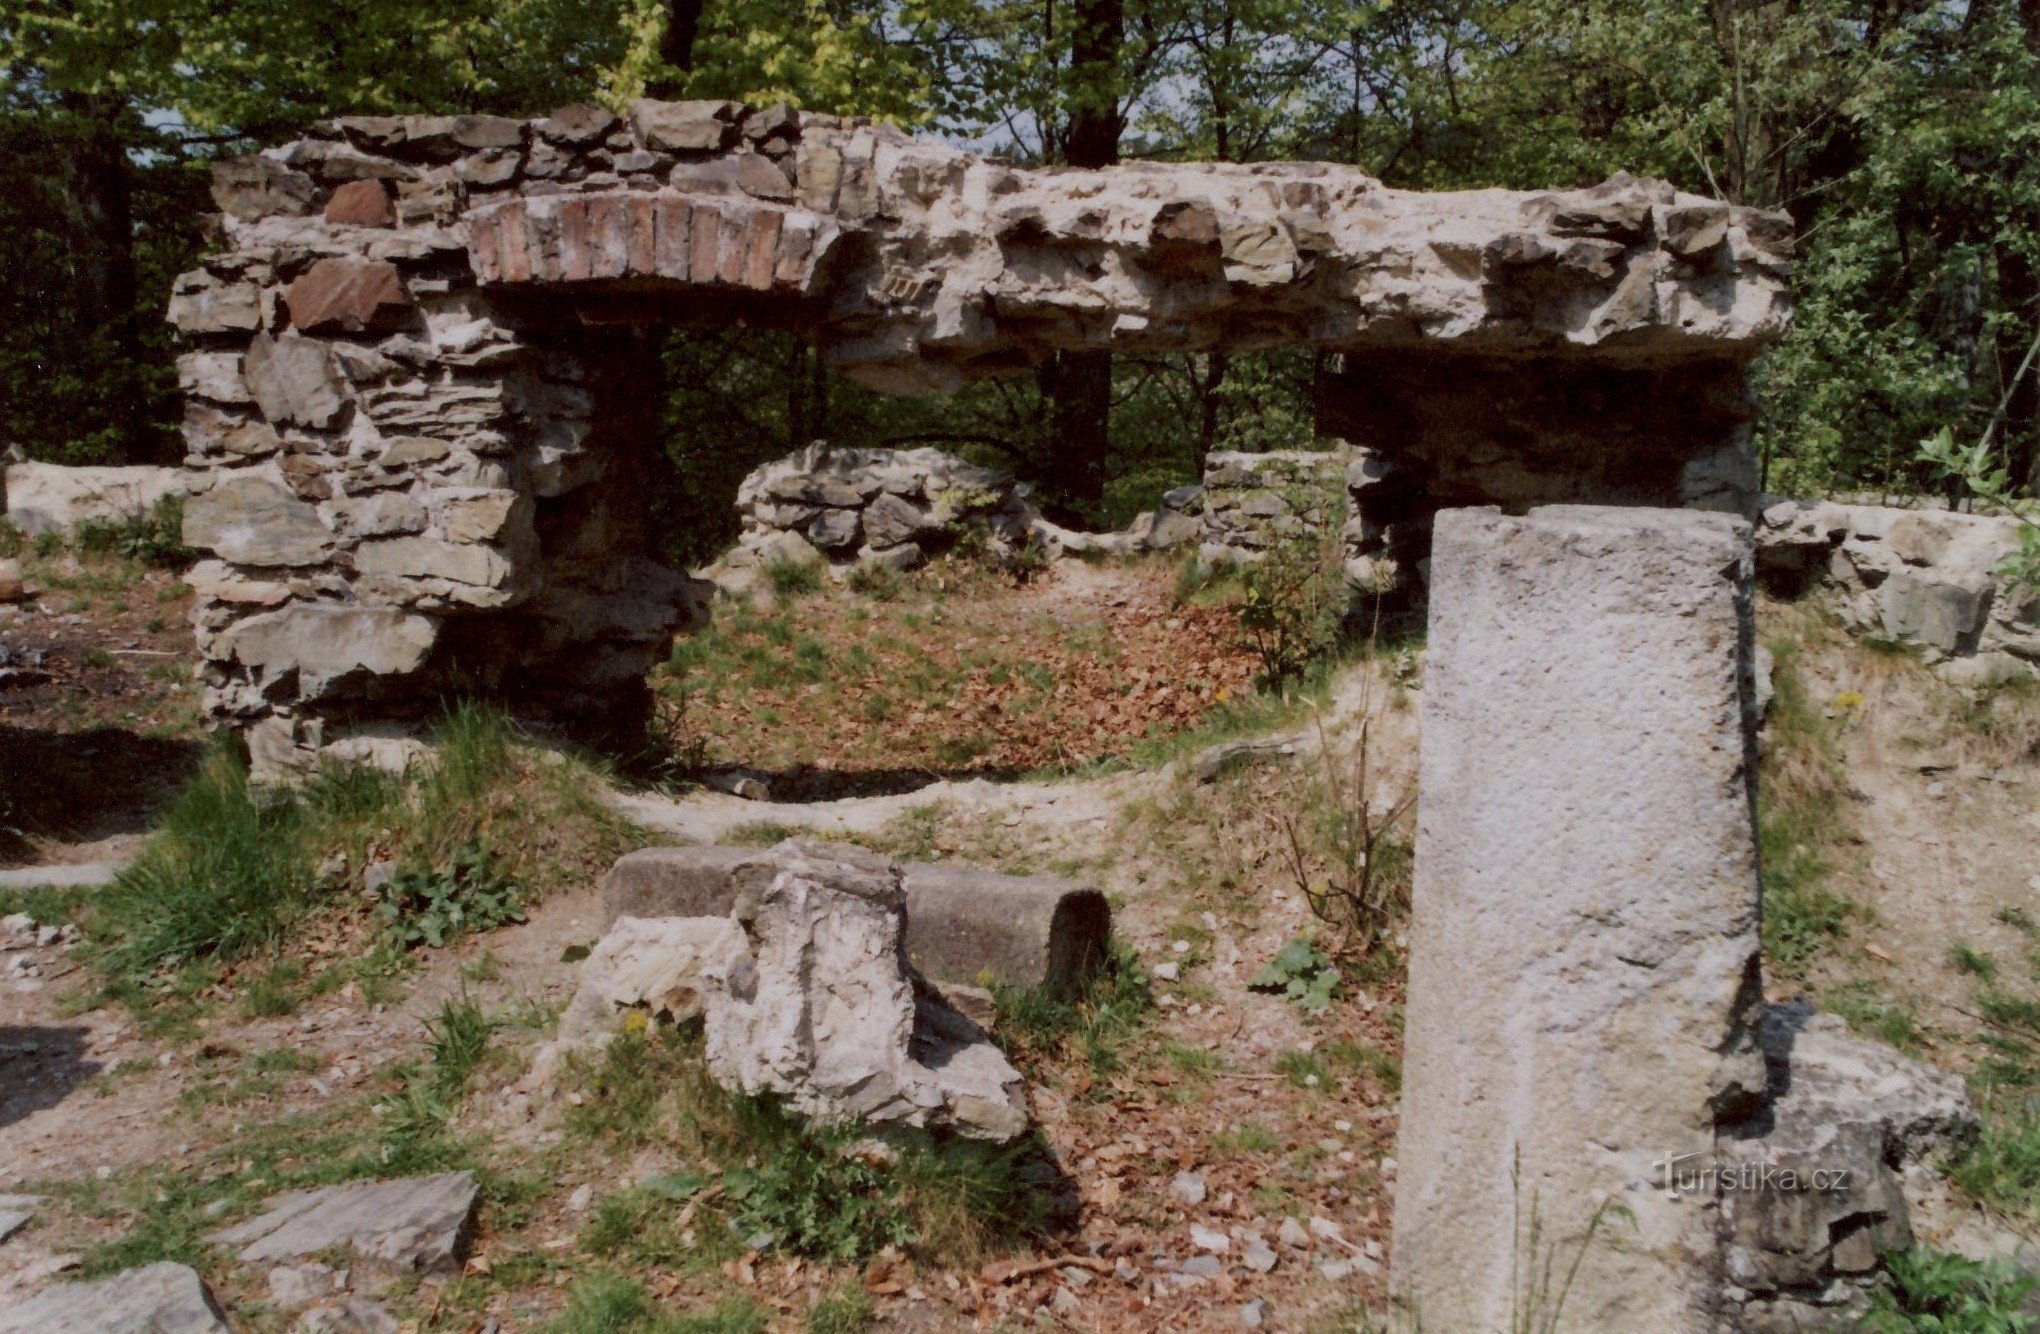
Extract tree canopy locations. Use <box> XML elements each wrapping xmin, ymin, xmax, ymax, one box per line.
<box><xmin>2</xmin><ymin>0</ymin><xmax>2036</xmax><ymax>537</ymax></box>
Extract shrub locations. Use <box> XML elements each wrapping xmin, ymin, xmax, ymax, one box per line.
<box><xmin>1235</xmin><ymin>537</ymin><xmax>1347</xmax><ymax>685</ymax></box>
<box><xmin>766</xmin><ymin>556</ymin><xmax>822</xmax><ymax>596</ymax></box>
<box><xmin>72</xmin><ymin>498</ymin><xmax>193</xmax><ymax>570</ymax></box>
<box><xmin>1250</xmin><ymin>937</ymin><xmax>1341</xmax><ymax>1013</ymax></box>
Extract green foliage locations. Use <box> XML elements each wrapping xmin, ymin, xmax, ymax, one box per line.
<box><xmin>765</xmin><ymin>555</ymin><xmax>824</xmax><ymax>597</ymax></box>
<box><xmin>1250</xmin><ymin>936</ymin><xmax>1340</xmax><ymax>1013</ymax></box>
<box><xmin>548</xmin><ymin>1272</ymin><xmax>767</xmax><ymax>1334</ymax></box>
<box><xmin>566</xmin><ymin>1026</ymin><xmax>1049</xmax><ymax>1266</ymax></box>
<box><xmin>1867</xmin><ymin>1247</ymin><xmax>2037</xmax><ymax>1332</ymax></box>
<box><xmin>374</xmin><ymin>841</ymin><xmax>526</xmax><ymax>950</ymax></box>
<box><xmin>993</xmin><ymin>937</ymin><xmax>1154</xmax><ymax>1074</ymax></box>
<box><xmin>1921</xmin><ymin>426</ymin><xmax>2040</xmax><ymax>594</ymax></box>
<box><xmin>806</xmin><ymin>1287</ymin><xmax>876</xmax><ymax>1334</ymax></box>
<box><xmin>1235</xmin><ymin>536</ymin><xmax>1349</xmax><ymax>686</ymax></box>
<box><xmin>1758</xmin><ymin>641</ymin><xmax>1861</xmax><ymax>969</ymax></box>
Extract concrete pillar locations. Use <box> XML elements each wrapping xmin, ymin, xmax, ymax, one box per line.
<box><xmin>1390</xmin><ymin>506</ymin><xmax>1767</xmax><ymax>1331</ymax></box>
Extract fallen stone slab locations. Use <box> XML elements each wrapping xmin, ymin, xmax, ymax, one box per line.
<box><xmin>552</xmin><ymin>914</ymin><xmax>745</xmax><ymax>1050</ymax></box>
<box><xmin>0</xmin><ymin>861</ymin><xmax>128</xmax><ymax>891</ymax></box>
<box><xmin>699</xmin><ymin>839</ymin><xmax>1029</xmax><ymax>1141</ymax></box>
<box><xmin>209</xmin><ymin>1171</ymin><xmax>479</xmax><ymax>1272</ymax></box>
<box><xmin>602</xmin><ymin>844</ymin><xmax>1109</xmax><ymax>997</ymax></box>
<box><xmin>0</xmin><ymin>1261</ymin><xmax>229</xmax><ymax>1333</ymax></box>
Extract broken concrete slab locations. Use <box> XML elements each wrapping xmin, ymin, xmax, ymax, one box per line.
<box><xmin>1390</xmin><ymin>505</ymin><xmax>1765</xmax><ymax>1331</ymax></box>
<box><xmin>0</xmin><ymin>1262</ymin><xmax>229</xmax><ymax>1333</ymax></box>
<box><xmin>209</xmin><ymin>1171</ymin><xmax>479</xmax><ymax>1272</ymax></box>
<box><xmin>601</xmin><ymin>844</ymin><xmax>1109</xmax><ymax>996</ymax></box>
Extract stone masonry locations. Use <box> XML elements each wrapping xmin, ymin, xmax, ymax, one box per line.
<box><xmin>1391</xmin><ymin>506</ymin><xmax>1768</xmax><ymax>1330</ymax></box>
<box><xmin>1195</xmin><ymin>448</ymin><xmax>1351</xmax><ymax>567</ymax></box>
<box><xmin>171</xmin><ymin>100</ymin><xmax>1789</xmax><ymax>756</ymax></box>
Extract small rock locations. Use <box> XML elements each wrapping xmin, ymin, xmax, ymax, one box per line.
<box><xmin>567</xmin><ymin>1184</ymin><xmax>593</xmax><ymax>1212</ymax></box>
<box><xmin>1277</xmin><ymin>1216</ymin><xmax>1310</xmax><ymax>1248</ymax></box>
<box><xmin>268</xmin><ymin>1262</ymin><xmax>337</xmax><ymax>1310</ymax></box>
<box><xmin>1191</xmin><ymin>1224</ymin><xmax>1230</xmax><ymax>1254</ymax></box>
<box><xmin>1178</xmin><ymin>1254</ymin><xmax>1224</xmax><ymax>1279</ymax></box>
<box><xmin>1152</xmin><ymin>962</ymin><xmax>1180</xmax><ymax>982</ymax></box>
<box><xmin>297</xmin><ymin>1299</ymin><xmax>399</xmax><ymax>1333</ymax></box>
<box><xmin>1240</xmin><ymin>1298</ymin><xmax>1269</xmax><ymax>1328</ymax></box>
<box><xmin>1318</xmin><ymin>1257</ymin><xmax>1354</xmax><ymax>1281</ymax></box>
<box><xmin>1241</xmin><ymin>1239</ymin><xmax>1277</xmax><ymax>1273</ymax></box>
<box><xmin>0</xmin><ymin>559</ymin><xmax>22</xmax><ymax>603</ymax></box>
<box><xmin>1170</xmin><ymin>1171</ymin><xmax>1207</xmax><ymax>1206</ymax></box>
<box><xmin>1308</xmin><ymin>1215</ymin><xmax>1344</xmax><ymax>1242</ymax></box>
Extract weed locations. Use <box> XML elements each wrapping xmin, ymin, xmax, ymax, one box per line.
<box><xmin>1828</xmin><ymin>982</ymin><xmax>1925</xmax><ymax>1056</ymax></box>
<box><xmin>1251</xmin><ymin>937</ymin><xmax>1341</xmax><ymax>1014</ymax></box>
<box><xmin>1276</xmin><ymin>1048</ymin><xmax>1330</xmax><ymax>1090</ymax></box>
<box><xmin>767</xmin><ymin>556</ymin><xmax>823</xmax><ymax>597</ymax></box>
<box><xmin>806</xmin><ymin>1286</ymin><xmax>876</xmax><ymax>1333</ymax></box>
<box><xmin>992</xmin><ymin>938</ymin><xmax>1153</xmax><ymax>1076</ymax></box>
<box><xmin>374</xmin><ymin>841</ymin><xmax>525</xmax><ymax>950</ymax></box>
<box><xmin>1760</xmin><ymin>640</ymin><xmax>1862</xmax><ymax>968</ymax></box>
<box><xmin>239</xmin><ymin>961</ymin><xmax>305</xmax><ymax>1018</ymax></box>
<box><xmin>1866</xmin><ymin>1246</ymin><xmax>2037</xmax><ymax>1329</ymax></box>
<box><xmin>1212</xmin><ymin>1123</ymin><xmax>1281</xmax><ymax>1155</ymax></box>
<box><xmin>1235</xmin><ymin>536</ymin><xmax>1348</xmax><ymax>685</ymax></box>
<box><xmin>1953</xmin><ymin>941</ymin><xmax>2001</xmax><ymax>982</ymax></box>
<box><xmin>548</xmin><ymin>1272</ymin><xmax>768</xmax><ymax>1333</ymax></box>
<box><xmin>844</xmin><ymin>560</ymin><xmax>905</xmax><ymax>601</ymax></box>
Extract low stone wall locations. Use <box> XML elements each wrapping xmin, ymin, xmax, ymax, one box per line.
<box><xmin>1196</xmin><ymin>448</ymin><xmax>1350</xmax><ymax>565</ymax></box>
<box><xmin>732</xmin><ymin>442</ymin><xmax>1034</xmax><ymax>568</ymax></box>
<box><xmin>3</xmin><ymin>463</ymin><xmax>194</xmax><ymax>537</ymax></box>
<box><xmin>1757</xmin><ymin>498</ymin><xmax>2038</xmax><ymax>684</ymax></box>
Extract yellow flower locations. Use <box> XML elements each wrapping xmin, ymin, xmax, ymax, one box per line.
<box><xmin>1835</xmin><ymin>691</ymin><xmax>1864</xmax><ymax>711</ymax></box>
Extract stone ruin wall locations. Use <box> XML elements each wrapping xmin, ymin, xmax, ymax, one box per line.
<box><xmin>167</xmin><ymin>98</ymin><xmax>1791</xmax><ymax>765</ymax></box>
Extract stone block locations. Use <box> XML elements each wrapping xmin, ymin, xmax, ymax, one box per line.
<box><xmin>285</xmin><ymin>258</ymin><xmax>417</xmax><ymax>336</ymax></box>
<box><xmin>699</xmin><ymin>839</ymin><xmax>1028</xmax><ymax>1140</ymax></box>
<box><xmin>630</xmin><ymin>98</ymin><xmax>739</xmax><ymax>153</ymax></box>
<box><xmin>1881</xmin><ymin>567</ymin><xmax>1992</xmax><ymax>653</ymax></box>
<box><xmin>209</xmin><ymin>1172</ymin><xmax>479</xmax><ymax>1272</ymax></box>
<box><xmin>601</xmin><ymin>845</ymin><xmax>1109</xmax><ymax>995</ymax></box>
<box><xmin>1390</xmin><ymin>505</ymin><xmax>1764</xmax><ymax>1332</ymax></box>
<box><xmin>215</xmin><ymin>607</ymin><xmax>437</xmax><ymax>694</ymax></box>
<box><xmin>0</xmin><ymin>1262</ymin><xmax>229</xmax><ymax>1333</ymax></box>
<box><xmin>4</xmin><ymin>462</ymin><xmax>193</xmax><ymax>536</ymax></box>
<box><xmin>182</xmin><ymin>474</ymin><xmax>331</xmax><ymax>566</ymax></box>
<box><xmin>324</xmin><ymin>179</ymin><xmax>394</xmax><ymax>227</ymax></box>
<box><xmin>211</xmin><ymin>155</ymin><xmax>316</xmax><ymax>221</ymax></box>
<box><xmin>177</xmin><ymin>350</ymin><xmax>252</xmax><ymax>405</ymax></box>
<box><xmin>167</xmin><ymin>275</ymin><xmax>262</xmax><ymax>334</ymax></box>
<box><xmin>355</xmin><ymin>535</ymin><xmax>512</xmax><ymax>588</ymax></box>
<box><xmin>553</xmin><ymin>915</ymin><xmax>747</xmax><ymax>1050</ymax></box>
<box><xmin>244</xmin><ymin>332</ymin><xmax>347</xmax><ymax>429</ymax></box>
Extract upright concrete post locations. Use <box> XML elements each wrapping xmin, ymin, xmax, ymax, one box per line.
<box><xmin>1390</xmin><ymin>506</ymin><xmax>1767</xmax><ymax>1331</ymax></box>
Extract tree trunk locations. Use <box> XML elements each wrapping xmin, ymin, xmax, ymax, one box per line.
<box><xmin>651</xmin><ymin>0</ymin><xmax>706</xmax><ymax>95</ymax></box>
<box><xmin>1042</xmin><ymin>0</ymin><xmax>1124</xmax><ymax>516</ymax></box>
<box><xmin>55</xmin><ymin>92</ymin><xmax>144</xmax><ymax>456</ymax></box>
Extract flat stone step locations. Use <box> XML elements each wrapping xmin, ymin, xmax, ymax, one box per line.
<box><xmin>0</xmin><ymin>861</ymin><xmax>128</xmax><ymax>890</ymax></box>
<box><xmin>0</xmin><ymin>1261</ymin><xmax>229</xmax><ymax>1333</ymax></box>
<box><xmin>209</xmin><ymin>1171</ymin><xmax>479</xmax><ymax>1272</ymax></box>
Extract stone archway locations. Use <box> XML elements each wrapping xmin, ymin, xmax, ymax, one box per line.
<box><xmin>170</xmin><ymin>99</ymin><xmax>1790</xmax><ymax>773</ymax></box>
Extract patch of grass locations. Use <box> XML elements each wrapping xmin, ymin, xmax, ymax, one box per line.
<box><xmin>766</xmin><ymin>557</ymin><xmax>823</xmax><ymax>597</ymax></box>
<box><xmin>1952</xmin><ymin>941</ymin><xmax>2000</xmax><ymax>982</ymax></box>
<box><xmin>1275</xmin><ymin>1047</ymin><xmax>1330</xmax><ymax>1090</ymax></box>
<box><xmin>1867</xmin><ymin>1246</ymin><xmax>2038</xmax><ymax>1328</ymax></box>
<box><xmin>239</xmin><ymin>960</ymin><xmax>305</xmax><ymax>1018</ymax></box>
<box><xmin>565</xmin><ymin>1026</ymin><xmax>1049</xmax><ymax>1268</ymax></box>
<box><xmin>844</xmin><ymin>561</ymin><xmax>905</xmax><ymax>601</ymax></box>
<box><xmin>1827</xmin><ymin>981</ymin><xmax>1925</xmax><ymax>1056</ymax></box>
<box><xmin>1211</xmin><ymin>1123</ymin><xmax>1281</xmax><ymax>1156</ymax></box>
<box><xmin>1322</xmin><ymin>1036</ymin><xmax>1401</xmax><ymax>1092</ymax></box>
<box><xmin>992</xmin><ymin>938</ymin><xmax>1153</xmax><ymax>1077</ymax></box>
<box><xmin>548</xmin><ymin>1272</ymin><xmax>768</xmax><ymax>1333</ymax></box>
<box><xmin>1759</xmin><ymin>640</ymin><xmax>1863</xmax><ymax>968</ymax></box>
<box><xmin>806</xmin><ymin>1285</ymin><xmax>876</xmax><ymax>1333</ymax></box>
<box><xmin>86</xmin><ymin>704</ymin><xmax>647</xmax><ymax>1010</ymax></box>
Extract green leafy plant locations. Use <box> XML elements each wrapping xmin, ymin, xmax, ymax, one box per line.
<box><xmin>1235</xmin><ymin>534</ymin><xmax>1347</xmax><ymax>685</ymax></box>
<box><xmin>1251</xmin><ymin>937</ymin><xmax>1341</xmax><ymax>1013</ymax></box>
<box><xmin>1920</xmin><ymin>426</ymin><xmax>2040</xmax><ymax>595</ymax></box>
<box><xmin>1867</xmin><ymin>1246</ymin><xmax>2037</xmax><ymax>1331</ymax></box>
<box><xmin>374</xmin><ymin>841</ymin><xmax>525</xmax><ymax>949</ymax></box>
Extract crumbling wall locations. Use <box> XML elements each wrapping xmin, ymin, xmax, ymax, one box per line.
<box><xmin>1195</xmin><ymin>449</ymin><xmax>1350</xmax><ymax>566</ymax></box>
<box><xmin>170</xmin><ymin>100</ymin><xmax>1791</xmax><ymax>760</ymax></box>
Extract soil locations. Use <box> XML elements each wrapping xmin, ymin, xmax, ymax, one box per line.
<box><xmin>2</xmin><ymin>558</ymin><xmax>2036</xmax><ymax>1330</ymax></box>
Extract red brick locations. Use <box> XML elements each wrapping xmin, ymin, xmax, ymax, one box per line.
<box><xmin>501</xmin><ymin>203</ymin><xmax>534</xmax><ymax>283</ymax></box>
<box><xmin>690</xmin><ymin>204</ymin><xmax>723</xmax><ymax>283</ymax></box>
<box><xmin>626</xmin><ymin>195</ymin><xmax>658</xmax><ymax>276</ymax></box>
<box><xmin>468</xmin><ymin>207</ymin><xmax>500</xmax><ymax>282</ymax></box>
<box><xmin>742</xmin><ymin>209</ymin><xmax>783</xmax><ymax>291</ymax></box>
<box><xmin>774</xmin><ymin>218</ymin><xmax>815</xmax><ymax>290</ymax></box>
<box><xmin>716</xmin><ymin>205</ymin><xmax>750</xmax><ymax>285</ymax></box>
<box><xmin>557</xmin><ymin>197</ymin><xmax>592</xmax><ymax>281</ymax></box>
<box><xmin>654</xmin><ymin>196</ymin><xmax>691</xmax><ymax>279</ymax></box>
